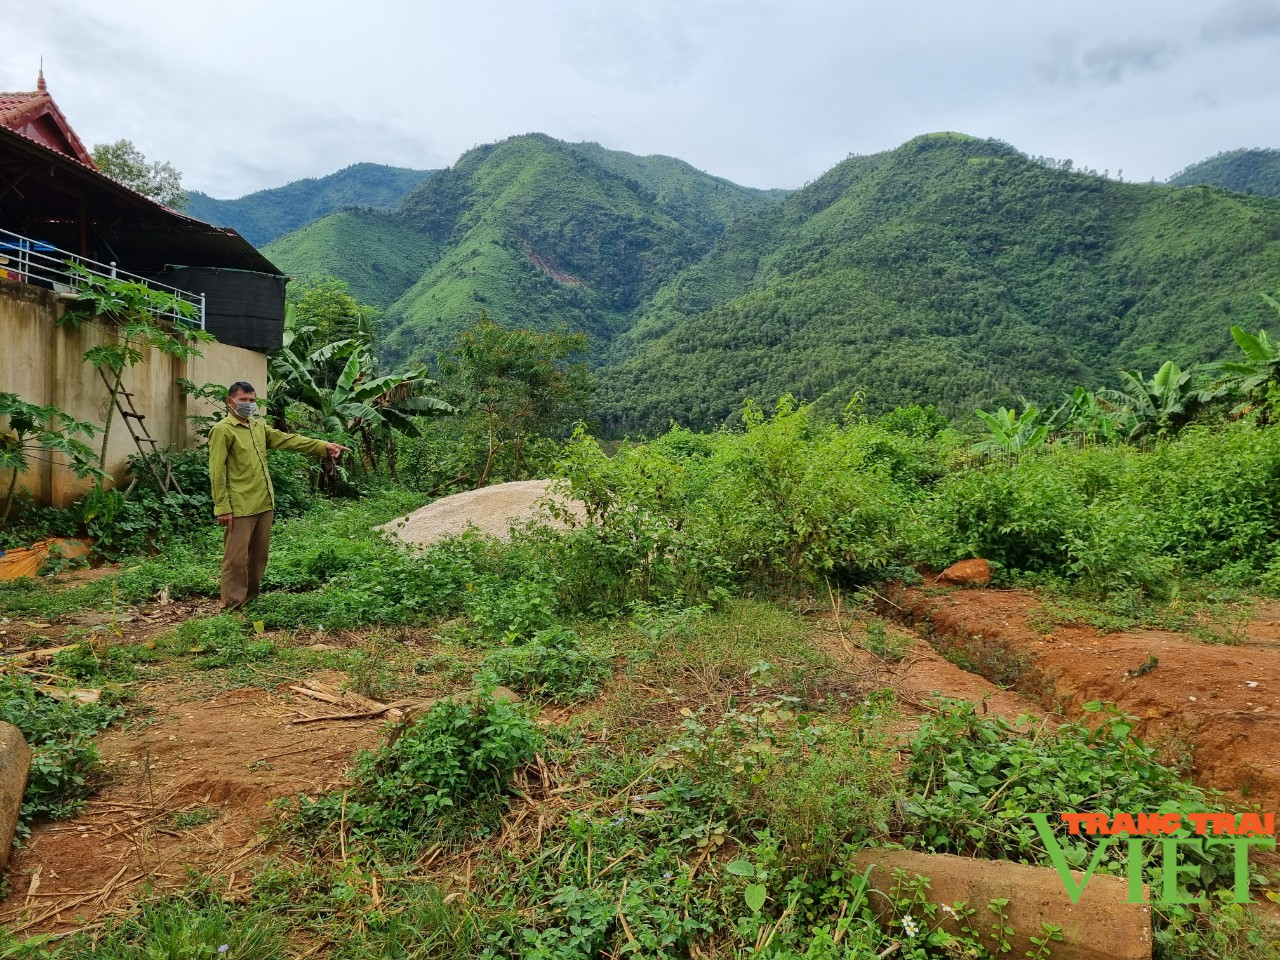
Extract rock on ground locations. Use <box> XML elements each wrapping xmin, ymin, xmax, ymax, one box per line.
<box><xmin>937</xmin><ymin>558</ymin><xmax>992</xmax><ymax>586</ymax></box>
<box><xmin>0</xmin><ymin>722</ymin><xmax>31</xmax><ymax>871</ymax></box>
<box><xmin>853</xmin><ymin>848</ymin><xmax>1150</xmax><ymax>960</ymax></box>
<box><xmin>378</xmin><ymin>479</ymin><xmax>587</xmax><ymax>550</ymax></box>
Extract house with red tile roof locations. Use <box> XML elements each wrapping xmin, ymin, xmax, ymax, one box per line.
<box><xmin>0</xmin><ymin>70</ymin><xmax>286</xmax><ymax>351</ymax></box>
<box><xmin>1</xmin><ymin>71</ymin><xmax>281</xmax><ymax>507</ymax></box>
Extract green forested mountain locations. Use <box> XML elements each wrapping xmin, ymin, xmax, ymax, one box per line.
<box><xmin>1167</xmin><ymin>148</ymin><xmax>1280</xmax><ymax>197</ymax></box>
<box><xmin>597</xmin><ymin>134</ymin><xmax>1280</xmax><ymax>434</ymax></box>
<box><xmin>186</xmin><ymin>163</ymin><xmax>434</xmax><ymax>245</ymax></box>
<box><xmin>259</xmin><ymin>134</ymin><xmax>1280</xmax><ymax>437</ymax></box>
<box><xmin>565</xmin><ymin>142</ymin><xmax>790</xmax><ymax>244</ymax></box>
<box><xmin>263</xmin><ymin>209</ymin><xmax>440</xmax><ymax>309</ymax></box>
<box><xmin>263</xmin><ymin>136</ymin><xmax>786</xmax><ymax>364</ymax></box>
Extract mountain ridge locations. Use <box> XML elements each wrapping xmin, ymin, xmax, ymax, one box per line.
<box><xmin>259</xmin><ymin>133</ymin><xmax>1280</xmax><ymax>435</ymax></box>
<box><xmin>1166</xmin><ymin>148</ymin><xmax>1280</xmax><ymax>198</ymax></box>
<box><xmin>186</xmin><ymin>162</ymin><xmax>435</xmax><ymax>245</ymax></box>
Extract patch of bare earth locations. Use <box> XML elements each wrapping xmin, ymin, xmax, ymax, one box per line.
<box><xmin>0</xmin><ymin>596</ymin><xmax>218</xmax><ymax>652</ymax></box>
<box><xmin>0</xmin><ymin>670</ymin><xmax>386</xmax><ymax>937</ymax></box>
<box><xmin>889</xmin><ymin>583</ymin><xmax>1280</xmax><ymax>810</ymax></box>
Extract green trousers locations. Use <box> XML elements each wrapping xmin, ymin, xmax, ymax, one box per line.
<box><xmin>220</xmin><ymin>510</ymin><xmax>273</xmax><ymax>610</ymax></box>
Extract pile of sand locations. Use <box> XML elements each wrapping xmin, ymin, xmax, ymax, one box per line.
<box><xmin>378</xmin><ymin>479</ymin><xmax>587</xmax><ymax>549</ymax></box>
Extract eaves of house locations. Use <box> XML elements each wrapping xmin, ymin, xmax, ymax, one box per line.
<box><xmin>0</xmin><ymin>72</ymin><xmax>286</xmax><ymax>351</ymax></box>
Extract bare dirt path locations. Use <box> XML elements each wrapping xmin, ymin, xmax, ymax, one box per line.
<box><xmin>0</xmin><ymin>668</ymin><xmax>386</xmax><ymax>936</ymax></box>
<box><xmin>890</xmin><ymin>583</ymin><xmax>1280</xmax><ymax>810</ymax></box>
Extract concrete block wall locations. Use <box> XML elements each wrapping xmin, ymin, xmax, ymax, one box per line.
<box><xmin>0</xmin><ymin>277</ymin><xmax>267</xmax><ymax>507</ymax></box>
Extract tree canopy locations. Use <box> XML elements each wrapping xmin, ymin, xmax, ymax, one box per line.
<box><xmin>92</xmin><ymin>139</ymin><xmax>187</xmax><ymax>209</ymax></box>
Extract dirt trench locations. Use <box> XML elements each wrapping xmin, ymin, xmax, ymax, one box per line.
<box><xmin>886</xmin><ymin>584</ymin><xmax>1280</xmax><ymax>811</ymax></box>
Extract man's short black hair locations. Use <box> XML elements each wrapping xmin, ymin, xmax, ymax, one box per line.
<box><xmin>228</xmin><ymin>381</ymin><xmax>257</xmax><ymax>398</ymax></box>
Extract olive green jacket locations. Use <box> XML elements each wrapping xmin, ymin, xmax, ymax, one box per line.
<box><xmin>208</xmin><ymin>416</ymin><xmax>328</xmax><ymax>517</ymax></box>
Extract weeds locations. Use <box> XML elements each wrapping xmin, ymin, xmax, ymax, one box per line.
<box><xmin>475</xmin><ymin>626</ymin><xmax>612</xmax><ymax>703</ymax></box>
<box><xmin>68</xmin><ymin>888</ymin><xmax>287</xmax><ymax>959</ymax></box>
<box><xmin>283</xmin><ymin>695</ymin><xmax>541</xmax><ymax>854</ymax></box>
<box><xmin>169</xmin><ymin>806</ymin><xmax>220</xmax><ymax>830</ymax></box>
<box><xmin>0</xmin><ymin>673</ymin><xmax>122</xmax><ymax>836</ymax></box>
<box><xmin>932</xmin><ymin>630</ymin><xmax>1053</xmax><ymax>700</ymax></box>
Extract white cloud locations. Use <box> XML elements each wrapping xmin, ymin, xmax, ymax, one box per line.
<box><xmin>0</xmin><ymin>0</ymin><xmax>1274</xmax><ymax>196</ymax></box>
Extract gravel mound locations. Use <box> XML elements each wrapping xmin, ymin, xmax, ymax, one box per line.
<box><xmin>378</xmin><ymin>479</ymin><xmax>587</xmax><ymax>549</ymax></box>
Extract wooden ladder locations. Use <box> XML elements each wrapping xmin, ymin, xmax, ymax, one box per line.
<box><xmin>99</xmin><ymin>369</ymin><xmax>183</xmax><ymax>496</ymax></box>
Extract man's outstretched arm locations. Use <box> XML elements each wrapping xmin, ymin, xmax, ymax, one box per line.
<box><xmin>264</xmin><ymin>426</ymin><xmax>348</xmax><ymax>459</ymax></box>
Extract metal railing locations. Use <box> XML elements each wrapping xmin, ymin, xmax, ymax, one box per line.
<box><xmin>0</xmin><ymin>226</ymin><xmax>205</xmax><ymax>329</ymax></box>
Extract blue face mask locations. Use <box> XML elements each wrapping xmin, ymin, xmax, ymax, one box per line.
<box><xmin>234</xmin><ymin>401</ymin><xmax>257</xmax><ymax>418</ymax></box>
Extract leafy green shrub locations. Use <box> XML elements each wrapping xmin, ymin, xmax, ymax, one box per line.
<box><xmin>476</xmin><ymin>627</ymin><xmax>612</xmax><ymax>702</ymax></box>
<box><xmin>249</xmin><ymin>532</ymin><xmax>482</xmax><ymax>628</ymax></box>
<box><xmin>905</xmin><ymin>700</ymin><xmax>1238</xmax><ymax>893</ymax></box>
<box><xmin>744</xmin><ymin>719</ymin><xmax>900</xmax><ymax>871</ymax></box>
<box><xmin>655</xmin><ymin>698</ymin><xmax>900</xmax><ymax>871</ymax></box>
<box><xmin>0</xmin><ymin>673</ymin><xmax>122</xmax><ymax>835</ymax></box>
<box><xmin>921</xmin><ymin>444</ymin><xmax>1170</xmax><ymax>592</ymax></box>
<box><xmin>1136</xmin><ymin>424</ymin><xmax>1280</xmax><ymax>580</ymax></box>
<box><xmin>876</xmin><ymin>402</ymin><xmax>951</xmax><ymax>440</ymax></box>
<box><xmin>464</xmin><ymin>576</ymin><xmax>560</xmax><ymax>641</ymax></box>
<box><xmin>922</xmin><ymin>424</ymin><xmax>1280</xmax><ymax>593</ymax></box>
<box><xmin>260</xmin><ymin>536</ymin><xmax>382</xmax><ymax>592</ymax></box>
<box><xmin>556</xmin><ymin>399</ymin><xmax>934</xmax><ymax>606</ymax></box>
<box><xmin>286</xmin><ymin>696</ymin><xmax>541</xmax><ymax>847</ymax></box>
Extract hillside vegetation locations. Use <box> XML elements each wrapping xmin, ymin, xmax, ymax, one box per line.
<box><xmin>262</xmin><ymin>134</ymin><xmax>1280</xmax><ymax>436</ymax></box>
<box><xmin>597</xmin><ymin>135</ymin><xmax>1280</xmax><ymax>433</ymax></box>
<box><xmin>264</xmin><ymin>135</ymin><xmax>788</xmax><ymax>361</ymax></box>
<box><xmin>263</xmin><ymin>209</ymin><xmax>441</xmax><ymax>309</ymax></box>
<box><xmin>1167</xmin><ymin>148</ymin><xmax>1280</xmax><ymax>197</ymax></box>
<box><xmin>186</xmin><ymin>162</ymin><xmax>434</xmax><ymax>245</ymax></box>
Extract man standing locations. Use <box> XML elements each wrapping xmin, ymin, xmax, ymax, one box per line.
<box><xmin>208</xmin><ymin>381</ymin><xmax>349</xmax><ymax>610</ymax></box>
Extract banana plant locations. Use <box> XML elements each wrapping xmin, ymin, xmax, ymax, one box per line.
<box><xmin>1048</xmin><ymin>387</ymin><xmax>1128</xmax><ymax>444</ymax></box>
<box><xmin>971</xmin><ymin>405</ymin><xmax>1049</xmax><ymax>457</ymax></box>
<box><xmin>267</xmin><ymin>303</ymin><xmax>371</xmax><ymax>427</ymax></box>
<box><xmin>1096</xmin><ymin>361</ymin><xmax>1205</xmax><ymax>440</ymax></box>
<box><xmin>275</xmin><ymin>348</ymin><xmax>454</xmax><ymax>471</ymax></box>
<box><xmin>1204</xmin><ymin>304</ymin><xmax>1279</xmax><ymax>418</ymax></box>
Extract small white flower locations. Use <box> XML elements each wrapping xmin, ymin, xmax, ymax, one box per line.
<box><xmin>941</xmin><ymin>904</ymin><xmax>958</xmax><ymax>918</ymax></box>
<box><xmin>902</xmin><ymin>915</ymin><xmax>918</xmax><ymax>937</ymax></box>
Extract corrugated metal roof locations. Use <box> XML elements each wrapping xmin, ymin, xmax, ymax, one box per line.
<box><xmin>0</xmin><ymin>125</ymin><xmax>282</xmax><ymax>275</ymax></box>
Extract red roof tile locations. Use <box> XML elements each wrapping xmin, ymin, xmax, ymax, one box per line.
<box><xmin>0</xmin><ymin>91</ymin><xmax>47</xmax><ymax>124</ymax></box>
<box><xmin>0</xmin><ymin>74</ymin><xmax>95</xmax><ymax>168</ymax></box>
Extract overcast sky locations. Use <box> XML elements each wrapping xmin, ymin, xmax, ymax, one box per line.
<box><xmin>4</xmin><ymin>0</ymin><xmax>1278</xmax><ymax>199</ymax></box>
